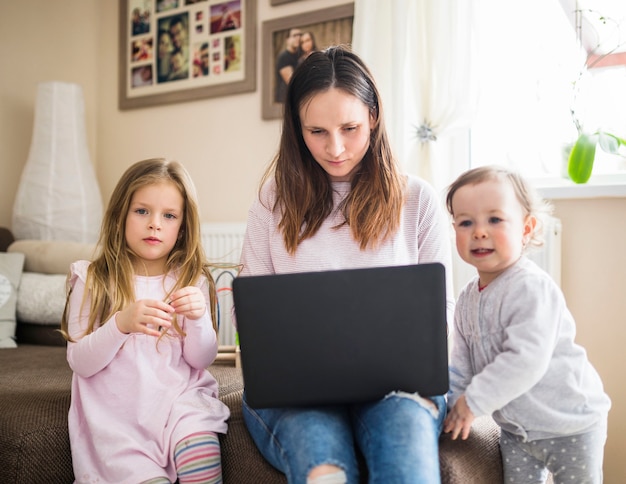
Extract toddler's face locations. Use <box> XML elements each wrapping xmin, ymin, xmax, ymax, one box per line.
<box><xmin>451</xmin><ymin>179</ymin><xmax>534</xmax><ymax>286</ymax></box>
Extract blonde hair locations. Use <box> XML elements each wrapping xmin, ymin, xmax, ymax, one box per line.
<box><xmin>445</xmin><ymin>165</ymin><xmax>553</xmax><ymax>250</ymax></box>
<box><xmin>61</xmin><ymin>158</ymin><xmax>217</xmax><ymax>342</ymax></box>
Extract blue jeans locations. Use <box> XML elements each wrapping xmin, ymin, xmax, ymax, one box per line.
<box><xmin>242</xmin><ymin>391</ymin><xmax>447</xmax><ymax>484</ymax></box>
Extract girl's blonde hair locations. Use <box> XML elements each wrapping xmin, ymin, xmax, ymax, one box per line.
<box><xmin>445</xmin><ymin>165</ymin><xmax>553</xmax><ymax>250</ymax></box>
<box><xmin>262</xmin><ymin>45</ymin><xmax>406</xmax><ymax>254</ymax></box>
<box><xmin>61</xmin><ymin>158</ymin><xmax>217</xmax><ymax>341</ymax></box>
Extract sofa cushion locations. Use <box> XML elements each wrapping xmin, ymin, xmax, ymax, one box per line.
<box><xmin>0</xmin><ymin>252</ymin><xmax>25</xmax><ymax>348</ymax></box>
<box><xmin>8</xmin><ymin>239</ymin><xmax>95</xmax><ymax>275</ymax></box>
<box><xmin>16</xmin><ymin>272</ymin><xmax>67</xmax><ymax>326</ymax></box>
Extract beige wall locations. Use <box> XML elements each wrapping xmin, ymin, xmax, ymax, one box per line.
<box><xmin>1</xmin><ymin>1</ymin><xmax>624</xmax><ymax>481</ymax></box>
<box><xmin>551</xmin><ymin>198</ymin><xmax>626</xmax><ymax>483</ymax></box>
<box><xmin>0</xmin><ymin>0</ymin><xmax>341</xmax><ymax>228</ymax></box>
<box><xmin>0</xmin><ymin>1</ymin><xmax>99</xmax><ymax>228</ymax></box>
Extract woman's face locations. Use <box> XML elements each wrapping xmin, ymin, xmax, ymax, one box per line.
<box><xmin>159</xmin><ymin>32</ymin><xmax>172</xmax><ymax>57</ymax></box>
<box><xmin>301</xmin><ymin>33</ymin><xmax>314</xmax><ymax>54</ymax></box>
<box><xmin>300</xmin><ymin>88</ymin><xmax>372</xmax><ymax>182</ymax></box>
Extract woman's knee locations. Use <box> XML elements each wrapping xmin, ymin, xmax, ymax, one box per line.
<box><xmin>307</xmin><ymin>465</ymin><xmax>347</xmax><ymax>484</ymax></box>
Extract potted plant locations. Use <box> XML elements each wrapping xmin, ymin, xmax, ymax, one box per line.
<box><xmin>566</xmin><ymin>7</ymin><xmax>626</xmax><ymax>184</ymax></box>
<box><xmin>568</xmin><ymin>130</ymin><xmax>626</xmax><ymax>183</ymax></box>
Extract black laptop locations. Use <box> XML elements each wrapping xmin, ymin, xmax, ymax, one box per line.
<box><xmin>232</xmin><ymin>263</ymin><xmax>449</xmax><ymax>408</ymax></box>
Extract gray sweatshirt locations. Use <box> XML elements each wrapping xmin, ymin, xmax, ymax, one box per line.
<box><xmin>448</xmin><ymin>256</ymin><xmax>610</xmax><ymax>441</ymax></box>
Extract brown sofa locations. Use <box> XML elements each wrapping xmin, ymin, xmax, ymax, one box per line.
<box><xmin>0</xmin><ymin>227</ymin><xmax>506</xmax><ymax>483</ymax></box>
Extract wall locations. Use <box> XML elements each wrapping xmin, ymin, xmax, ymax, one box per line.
<box><xmin>551</xmin><ymin>197</ymin><xmax>626</xmax><ymax>483</ymax></box>
<box><xmin>0</xmin><ymin>0</ymin><xmax>342</xmax><ymax>228</ymax></box>
<box><xmin>0</xmin><ymin>1</ymin><xmax>624</xmax><ymax>481</ymax></box>
<box><xmin>98</xmin><ymin>0</ymin><xmax>347</xmax><ymax>223</ymax></box>
<box><xmin>0</xmin><ymin>1</ymin><xmax>99</xmax><ymax>229</ymax></box>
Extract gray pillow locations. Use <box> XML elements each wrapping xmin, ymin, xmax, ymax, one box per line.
<box><xmin>16</xmin><ymin>273</ymin><xmax>68</xmax><ymax>326</ymax></box>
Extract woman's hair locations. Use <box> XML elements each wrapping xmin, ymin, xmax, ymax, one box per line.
<box><xmin>445</xmin><ymin>165</ymin><xmax>553</xmax><ymax>250</ymax></box>
<box><xmin>61</xmin><ymin>158</ymin><xmax>217</xmax><ymax>341</ymax></box>
<box><xmin>261</xmin><ymin>45</ymin><xmax>406</xmax><ymax>254</ymax></box>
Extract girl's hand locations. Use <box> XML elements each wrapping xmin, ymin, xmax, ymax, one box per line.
<box><xmin>169</xmin><ymin>286</ymin><xmax>207</xmax><ymax>320</ymax></box>
<box><xmin>443</xmin><ymin>394</ymin><xmax>475</xmax><ymax>440</ymax></box>
<box><xmin>115</xmin><ymin>299</ymin><xmax>174</xmax><ymax>336</ymax></box>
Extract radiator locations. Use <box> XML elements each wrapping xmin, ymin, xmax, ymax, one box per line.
<box><xmin>201</xmin><ymin>222</ymin><xmax>247</xmax><ymax>346</ymax></box>
<box><xmin>527</xmin><ymin>216</ymin><xmax>562</xmax><ymax>287</ymax></box>
<box><xmin>451</xmin><ymin>216</ymin><xmax>563</xmax><ymax>297</ymax></box>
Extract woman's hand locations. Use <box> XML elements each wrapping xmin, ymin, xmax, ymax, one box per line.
<box><xmin>115</xmin><ymin>299</ymin><xmax>174</xmax><ymax>336</ymax></box>
<box><xmin>443</xmin><ymin>394</ymin><xmax>475</xmax><ymax>440</ymax></box>
<box><xmin>169</xmin><ymin>286</ymin><xmax>207</xmax><ymax>320</ymax></box>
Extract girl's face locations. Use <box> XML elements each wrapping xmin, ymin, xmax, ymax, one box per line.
<box><xmin>300</xmin><ymin>87</ymin><xmax>372</xmax><ymax>182</ymax></box>
<box><xmin>125</xmin><ymin>181</ymin><xmax>184</xmax><ymax>276</ymax></box>
<box><xmin>450</xmin><ymin>178</ymin><xmax>535</xmax><ymax>287</ymax></box>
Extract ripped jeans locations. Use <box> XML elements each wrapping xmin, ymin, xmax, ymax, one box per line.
<box><xmin>242</xmin><ymin>391</ymin><xmax>447</xmax><ymax>484</ymax></box>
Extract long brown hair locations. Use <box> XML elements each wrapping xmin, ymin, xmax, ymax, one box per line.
<box><xmin>61</xmin><ymin>158</ymin><xmax>217</xmax><ymax>341</ymax></box>
<box><xmin>261</xmin><ymin>45</ymin><xmax>406</xmax><ymax>254</ymax></box>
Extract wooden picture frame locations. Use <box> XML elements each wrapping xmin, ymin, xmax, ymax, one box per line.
<box><xmin>270</xmin><ymin>0</ymin><xmax>305</xmax><ymax>5</ymax></box>
<box><xmin>119</xmin><ymin>0</ymin><xmax>256</xmax><ymax>110</ymax></box>
<box><xmin>261</xmin><ymin>3</ymin><xmax>354</xmax><ymax>120</ymax></box>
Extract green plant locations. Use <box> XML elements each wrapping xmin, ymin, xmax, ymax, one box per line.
<box><xmin>568</xmin><ymin>130</ymin><xmax>626</xmax><ymax>183</ymax></box>
<box><xmin>565</xmin><ymin>7</ymin><xmax>626</xmax><ymax>184</ymax></box>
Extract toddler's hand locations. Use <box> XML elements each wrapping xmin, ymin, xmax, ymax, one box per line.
<box><xmin>115</xmin><ymin>299</ymin><xmax>174</xmax><ymax>336</ymax></box>
<box><xmin>443</xmin><ymin>394</ymin><xmax>475</xmax><ymax>440</ymax></box>
<box><xmin>169</xmin><ymin>286</ymin><xmax>207</xmax><ymax>320</ymax></box>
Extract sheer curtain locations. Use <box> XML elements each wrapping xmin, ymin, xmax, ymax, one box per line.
<box><xmin>352</xmin><ymin>0</ymin><xmax>477</xmax><ymax>191</ymax></box>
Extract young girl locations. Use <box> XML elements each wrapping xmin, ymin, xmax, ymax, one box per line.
<box><xmin>239</xmin><ymin>46</ymin><xmax>454</xmax><ymax>483</ymax></box>
<box><xmin>443</xmin><ymin>165</ymin><xmax>611</xmax><ymax>483</ymax></box>
<box><xmin>61</xmin><ymin>158</ymin><xmax>230</xmax><ymax>484</ymax></box>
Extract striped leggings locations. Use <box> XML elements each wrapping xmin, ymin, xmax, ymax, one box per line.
<box><xmin>142</xmin><ymin>431</ymin><xmax>222</xmax><ymax>484</ymax></box>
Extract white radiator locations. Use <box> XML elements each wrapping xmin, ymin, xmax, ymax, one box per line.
<box><xmin>451</xmin><ymin>216</ymin><xmax>563</xmax><ymax>297</ymax></box>
<box><xmin>527</xmin><ymin>216</ymin><xmax>562</xmax><ymax>287</ymax></box>
<box><xmin>201</xmin><ymin>222</ymin><xmax>247</xmax><ymax>346</ymax></box>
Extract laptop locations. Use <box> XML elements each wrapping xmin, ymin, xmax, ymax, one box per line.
<box><xmin>232</xmin><ymin>263</ymin><xmax>449</xmax><ymax>409</ymax></box>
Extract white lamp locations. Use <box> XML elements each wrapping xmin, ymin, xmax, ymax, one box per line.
<box><xmin>12</xmin><ymin>82</ymin><xmax>102</xmax><ymax>243</ymax></box>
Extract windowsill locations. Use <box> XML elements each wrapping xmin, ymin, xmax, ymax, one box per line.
<box><xmin>530</xmin><ymin>174</ymin><xmax>626</xmax><ymax>200</ymax></box>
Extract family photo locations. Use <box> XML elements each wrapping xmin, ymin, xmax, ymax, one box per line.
<box><xmin>262</xmin><ymin>4</ymin><xmax>354</xmax><ymax>119</ymax></box>
<box><xmin>121</xmin><ymin>0</ymin><xmax>254</xmax><ymax>109</ymax></box>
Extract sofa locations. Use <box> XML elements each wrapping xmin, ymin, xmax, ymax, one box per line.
<box><xmin>0</xmin><ymin>226</ymin><xmax>507</xmax><ymax>483</ymax></box>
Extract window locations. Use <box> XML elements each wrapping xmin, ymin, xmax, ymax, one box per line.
<box><xmin>469</xmin><ymin>0</ymin><xmax>626</xmax><ymax>180</ymax></box>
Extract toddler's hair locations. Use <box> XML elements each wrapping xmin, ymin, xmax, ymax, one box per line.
<box><xmin>445</xmin><ymin>165</ymin><xmax>553</xmax><ymax>250</ymax></box>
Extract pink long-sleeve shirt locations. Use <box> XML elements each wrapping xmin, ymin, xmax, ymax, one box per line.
<box><xmin>66</xmin><ymin>260</ymin><xmax>229</xmax><ymax>484</ymax></box>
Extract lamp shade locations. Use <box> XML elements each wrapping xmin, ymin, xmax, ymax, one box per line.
<box><xmin>12</xmin><ymin>82</ymin><xmax>102</xmax><ymax>243</ymax></box>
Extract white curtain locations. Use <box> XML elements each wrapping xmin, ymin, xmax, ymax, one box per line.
<box><xmin>352</xmin><ymin>0</ymin><xmax>477</xmax><ymax>190</ymax></box>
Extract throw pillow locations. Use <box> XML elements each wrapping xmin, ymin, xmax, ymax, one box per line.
<box><xmin>16</xmin><ymin>273</ymin><xmax>68</xmax><ymax>325</ymax></box>
<box><xmin>7</xmin><ymin>239</ymin><xmax>95</xmax><ymax>274</ymax></box>
<box><xmin>0</xmin><ymin>252</ymin><xmax>25</xmax><ymax>348</ymax></box>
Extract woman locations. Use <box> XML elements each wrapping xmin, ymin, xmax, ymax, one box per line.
<box><xmin>298</xmin><ymin>30</ymin><xmax>317</xmax><ymax>64</ymax></box>
<box><xmin>239</xmin><ymin>46</ymin><xmax>454</xmax><ymax>484</ymax></box>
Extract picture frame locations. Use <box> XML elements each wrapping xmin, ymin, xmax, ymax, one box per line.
<box><xmin>270</xmin><ymin>0</ymin><xmax>305</xmax><ymax>5</ymax></box>
<box><xmin>119</xmin><ymin>0</ymin><xmax>256</xmax><ymax>110</ymax></box>
<box><xmin>261</xmin><ymin>3</ymin><xmax>354</xmax><ymax>120</ymax></box>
